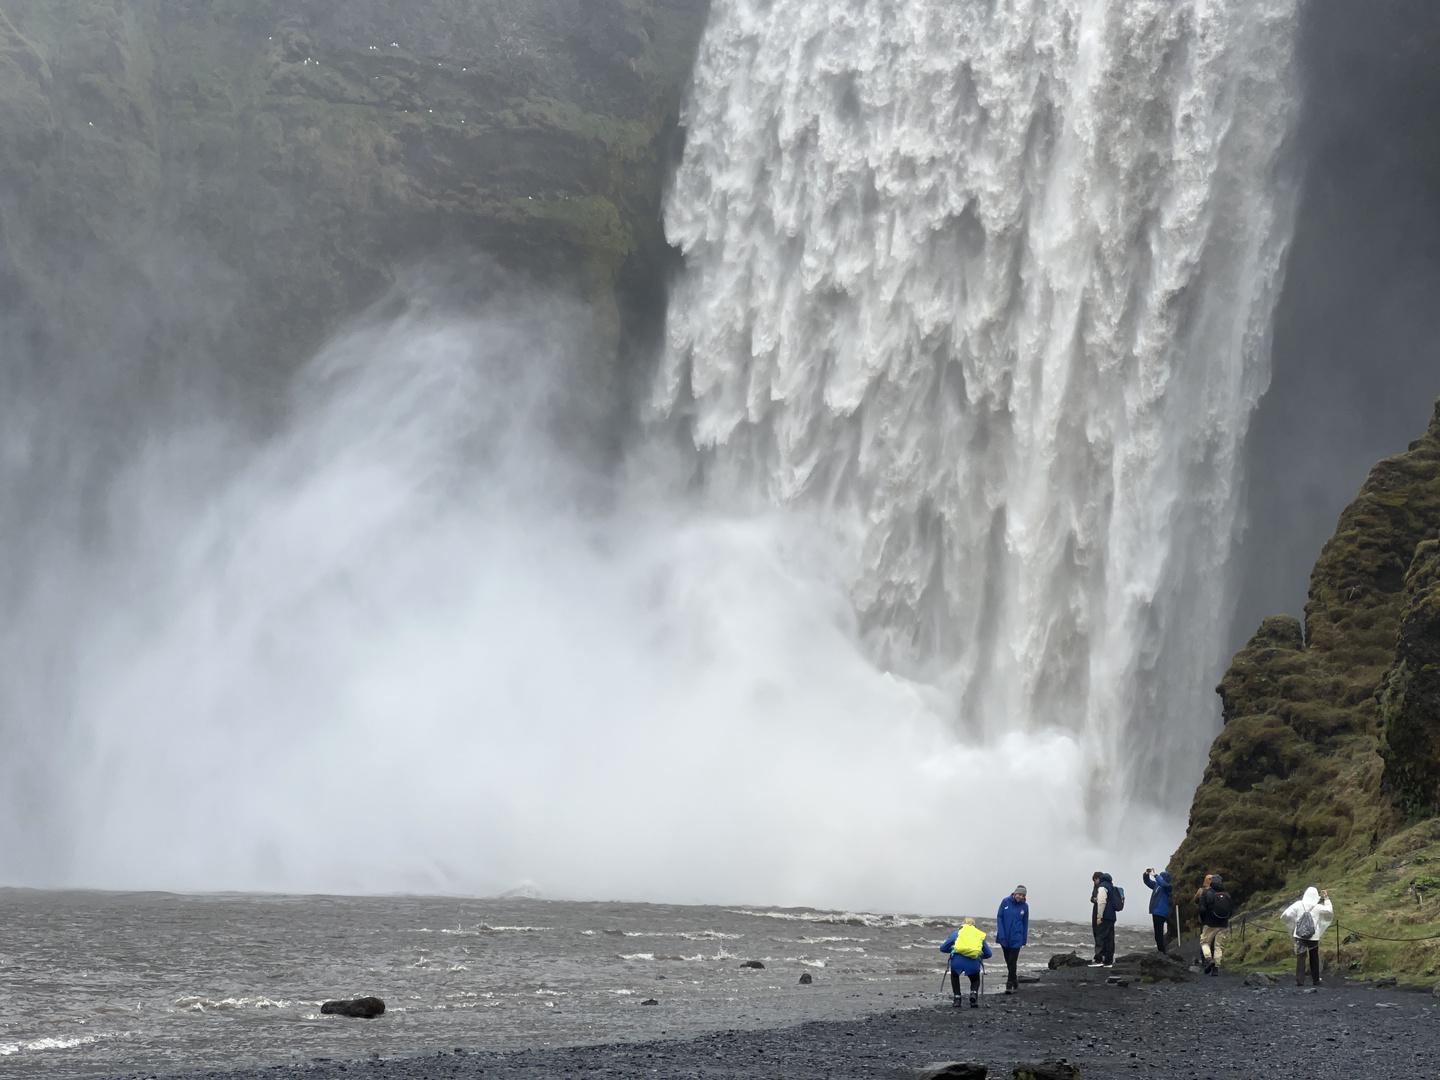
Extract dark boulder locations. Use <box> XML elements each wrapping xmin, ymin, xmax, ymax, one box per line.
<box><xmin>1373</xmin><ymin>976</ymin><xmax>1398</xmax><ymax>988</ymax></box>
<box><xmin>1110</xmin><ymin>952</ymin><xmax>1191</xmax><ymax>983</ymax></box>
<box><xmin>1012</xmin><ymin>1063</ymin><xmax>1081</xmax><ymax>1080</ymax></box>
<box><xmin>917</xmin><ymin>1063</ymin><xmax>987</xmax><ymax>1080</ymax></box>
<box><xmin>320</xmin><ymin>997</ymin><xmax>385</xmax><ymax>1019</ymax></box>
<box><xmin>798</xmin><ymin>972</ymin><xmax>813</xmax><ymax>984</ymax></box>
<box><xmin>640</xmin><ymin>998</ymin><xmax>659</xmax><ymax>1005</ymax></box>
<box><xmin>1047</xmin><ymin>952</ymin><xmax>1089</xmax><ymax>969</ymax></box>
<box><xmin>740</xmin><ymin>960</ymin><xmax>765</xmax><ymax>969</ymax></box>
<box><xmin>1244</xmin><ymin>971</ymin><xmax>1278</xmax><ymax>987</ymax></box>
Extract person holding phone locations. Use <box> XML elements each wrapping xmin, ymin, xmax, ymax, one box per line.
<box><xmin>1281</xmin><ymin>887</ymin><xmax>1333</xmax><ymax>987</ymax></box>
<box><xmin>1143</xmin><ymin>867</ymin><xmax>1173</xmax><ymax>954</ymax></box>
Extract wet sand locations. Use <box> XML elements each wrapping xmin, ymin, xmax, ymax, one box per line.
<box><xmin>143</xmin><ymin>961</ymin><xmax>1438</xmax><ymax>1080</ymax></box>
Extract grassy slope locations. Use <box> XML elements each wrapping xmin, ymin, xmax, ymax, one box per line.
<box><xmin>1171</xmin><ymin>400</ymin><xmax>1440</xmax><ymax>981</ymax></box>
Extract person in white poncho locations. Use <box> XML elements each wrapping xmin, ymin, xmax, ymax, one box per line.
<box><xmin>1281</xmin><ymin>886</ymin><xmax>1333</xmax><ymax>987</ymax></box>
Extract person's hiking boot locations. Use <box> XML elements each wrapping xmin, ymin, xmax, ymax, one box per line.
<box><xmin>1087</xmin><ymin>961</ymin><xmax>1105</xmax><ymax>968</ymax></box>
<box><xmin>1201</xmin><ymin>960</ymin><xmax>1214</xmax><ymax>975</ymax></box>
<box><xmin>951</xmin><ymin>994</ymin><xmax>964</xmax><ymax>1006</ymax></box>
<box><xmin>968</xmin><ymin>992</ymin><xmax>978</xmax><ymax>1008</ymax></box>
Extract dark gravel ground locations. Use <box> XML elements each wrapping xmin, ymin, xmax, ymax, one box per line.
<box><xmin>131</xmin><ymin>963</ymin><xmax>1439</xmax><ymax>1080</ymax></box>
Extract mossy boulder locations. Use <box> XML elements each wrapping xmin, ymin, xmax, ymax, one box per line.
<box><xmin>1172</xmin><ymin>399</ymin><xmax>1440</xmax><ymax>930</ymax></box>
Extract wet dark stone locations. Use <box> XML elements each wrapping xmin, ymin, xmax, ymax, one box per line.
<box><xmin>320</xmin><ymin>996</ymin><xmax>385</xmax><ymax>1019</ymax></box>
<box><xmin>798</xmin><ymin>972</ymin><xmax>813</xmax><ymax>984</ymax></box>
<box><xmin>640</xmin><ymin>998</ymin><xmax>659</xmax><ymax>1006</ymax></box>
<box><xmin>1012</xmin><ymin>1063</ymin><xmax>1082</xmax><ymax>1080</ymax></box>
<box><xmin>1047</xmin><ymin>952</ymin><xmax>1088</xmax><ymax>969</ymax></box>
<box><xmin>917</xmin><ymin>1062</ymin><xmax>987</xmax><ymax>1080</ymax></box>
<box><xmin>740</xmin><ymin>960</ymin><xmax>765</xmax><ymax>969</ymax></box>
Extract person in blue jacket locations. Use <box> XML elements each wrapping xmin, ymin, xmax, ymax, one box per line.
<box><xmin>994</xmin><ymin>886</ymin><xmax>1029</xmax><ymax>993</ymax></box>
<box><xmin>939</xmin><ymin>918</ymin><xmax>993</xmax><ymax>1008</ymax></box>
<box><xmin>1143</xmin><ymin>868</ymin><xmax>1173</xmax><ymax>955</ymax></box>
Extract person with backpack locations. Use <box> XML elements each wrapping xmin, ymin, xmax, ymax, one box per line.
<box><xmin>1197</xmin><ymin>874</ymin><xmax>1234</xmax><ymax>975</ymax></box>
<box><xmin>1281</xmin><ymin>887</ymin><xmax>1333</xmax><ymax>987</ymax></box>
<box><xmin>1088</xmin><ymin>872</ymin><xmax>1121</xmax><ymax>967</ymax></box>
<box><xmin>1143</xmin><ymin>868</ymin><xmax>1173</xmax><ymax>954</ymax></box>
<box><xmin>939</xmin><ymin>917</ymin><xmax>993</xmax><ymax>1007</ymax></box>
<box><xmin>994</xmin><ymin>886</ymin><xmax>1029</xmax><ymax>993</ymax></box>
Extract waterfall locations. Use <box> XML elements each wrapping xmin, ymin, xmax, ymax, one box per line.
<box><xmin>659</xmin><ymin>0</ymin><xmax>1301</xmax><ymax>822</ymax></box>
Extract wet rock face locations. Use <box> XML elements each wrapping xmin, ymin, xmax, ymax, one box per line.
<box><xmin>1172</xmin><ymin>400</ymin><xmax>1440</xmax><ymax>922</ymax></box>
<box><xmin>1379</xmin><ymin>538</ymin><xmax>1440</xmax><ymax>818</ymax></box>
<box><xmin>0</xmin><ymin>0</ymin><xmax>709</xmax><ymax>418</ymax></box>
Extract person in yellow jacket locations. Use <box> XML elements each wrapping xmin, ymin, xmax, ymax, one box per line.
<box><xmin>938</xmin><ymin>917</ymin><xmax>993</xmax><ymax>1007</ymax></box>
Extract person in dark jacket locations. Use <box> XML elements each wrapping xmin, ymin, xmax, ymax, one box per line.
<box><xmin>939</xmin><ymin>918</ymin><xmax>994</xmax><ymax>1008</ymax></box>
<box><xmin>1143</xmin><ymin>868</ymin><xmax>1173</xmax><ymax>954</ymax></box>
<box><xmin>1089</xmin><ymin>872</ymin><xmax>1117</xmax><ymax>967</ymax></box>
<box><xmin>994</xmin><ymin>886</ymin><xmax>1029</xmax><ymax>993</ymax></box>
<box><xmin>1196</xmin><ymin>874</ymin><xmax>1233</xmax><ymax>975</ymax></box>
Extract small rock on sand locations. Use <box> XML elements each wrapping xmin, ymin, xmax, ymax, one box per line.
<box><xmin>640</xmin><ymin>998</ymin><xmax>658</xmax><ymax>1006</ymax></box>
<box><xmin>320</xmin><ymin>997</ymin><xmax>385</xmax><ymax>1019</ymax></box>
<box><xmin>1047</xmin><ymin>952</ymin><xmax>1088</xmax><ymax>969</ymax></box>
<box><xmin>1372</xmin><ymin>976</ymin><xmax>1398</xmax><ymax>988</ymax></box>
<box><xmin>917</xmin><ymin>1063</ymin><xmax>987</xmax><ymax>1080</ymax></box>
<box><xmin>798</xmin><ymin>973</ymin><xmax>813</xmax><ymax>984</ymax></box>
<box><xmin>740</xmin><ymin>960</ymin><xmax>765</xmax><ymax>969</ymax></box>
<box><xmin>1012</xmin><ymin>1063</ymin><xmax>1082</xmax><ymax>1080</ymax></box>
<box><xmin>1245</xmin><ymin>971</ymin><xmax>1278</xmax><ymax>987</ymax></box>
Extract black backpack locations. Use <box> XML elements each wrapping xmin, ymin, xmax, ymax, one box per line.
<box><xmin>1294</xmin><ymin>907</ymin><xmax>1316</xmax><ymax>940</ymax></box>
<box><xmin>1112</xmin><ymin>885</ymin><xmax>1126</xmax><ymax>912</ymax></box>
<box><xmin>1208</xmin><ymin>890</ymin><xmax>1233</xmax><ymax>922</ymax></box>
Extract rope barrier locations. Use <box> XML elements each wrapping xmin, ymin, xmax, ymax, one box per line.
<box><xmin>1237</xmin><ymin>914</ymin><xmax>1440</xmax><ymax>944</ymax></box>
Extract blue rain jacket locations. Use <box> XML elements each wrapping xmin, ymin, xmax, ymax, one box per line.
<box><xmin>995</xmin><ymin>896</ymin><xmax>1029</xmax><ymax>948</ymax></box>
<box><xmin>939</xmin><ymin>930</ymin><xmax>994</xmax><ymax>976</ymax></box>
<box><xmin>1143</xmin><ymin>870</ymin><xmax>1172</xmax><ymax>917</ymax></box>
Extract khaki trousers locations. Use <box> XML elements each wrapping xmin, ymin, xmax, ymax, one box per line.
<box><xmin>1200</xmin><ymin>925</ymin><xmax>1228</xmax><ymax>966</ymax></box>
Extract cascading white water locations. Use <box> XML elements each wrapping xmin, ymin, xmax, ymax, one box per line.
<box><xmin>0</xmin><ymin>3</ymin><xmax>1307</xmax><ymax>913</ymax></box>
<box><xmin>660</xmin><ymin>0</ymin><xmax>1301</xmax><ymax>823</ymax></box>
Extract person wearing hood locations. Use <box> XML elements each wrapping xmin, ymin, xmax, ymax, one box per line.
<box><xmin>1143</xmin><ymin>868</ymin><xmax>1173</xmax><ymax>955</ymax></box>
<box><xmin>995</xmin><ymin>886</ymin><xmax>1029</xmax><ymax>993</ymax></box>
<box><xmin>1197</xmin><ymin>874</ymin><xmax>1234</xmax><ymax>975</ymax></box>
<box><xmin>1281</xmin><ymin>887</ymin><xmax>1333</xmax><ymax>987</ymax></box>
<box><xmin>1089</xmin><ymin>872</ymin><xmax>1117</xmax><ymax>967</ymax></box>
<box><xmin>939</xmin><ymin>917</ymin><xmax>993</xmax><ymax>1008</ymax></box>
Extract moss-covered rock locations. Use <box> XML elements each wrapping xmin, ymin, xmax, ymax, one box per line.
<box><xmin>0</xmin><ymin>0</ymin><xmax>710</xmax><ymax>416</ymax></box>
<box><xmin>1172</xmin><ymin>399</ymin><xmax>1440</xmax><ymax>952</ymax></box>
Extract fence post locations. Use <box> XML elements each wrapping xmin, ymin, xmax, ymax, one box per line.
<box><xmin>1335</xmin><ymin>921</ymin><xmax>1340</xmax><ymax>969</ymax></box>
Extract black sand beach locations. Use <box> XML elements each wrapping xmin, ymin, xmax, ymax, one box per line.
<box><xmin>142</xmin><ymin>962</ymin><xmax>1438</xmax><ymax>1080</ymax></box>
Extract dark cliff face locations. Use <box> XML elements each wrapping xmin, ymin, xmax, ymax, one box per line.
<box><xmin>1173</xmin><ymin>402</ymin><xmax>1440</xmax><ymax>926</ymax></box>
<box><xmin>1234</xmin><ymin>0</ymin><xmax>1440</xmax><ymax>648</ymax></box>
<box><xmin>0</xmin><ymin>0</ymin><xmax>710</xmax><ymax>425</ymax></box>
<box><xmin>1378</xmin><ymin>536</ymin><xmax>1440</xmax><ymax>820</ymax></box>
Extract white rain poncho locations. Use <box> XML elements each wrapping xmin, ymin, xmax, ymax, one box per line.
<box><xmin>1281</xmin><ymin>887</ymin><xmax>1334</xmax><ymax>953</ymax></box>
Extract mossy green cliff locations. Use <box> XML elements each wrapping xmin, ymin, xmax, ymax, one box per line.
<box><xmin>1173</xmin><ymin>400</ymin><xmax>1440</xmax><ymax>980</ymax></box>
<box><xmin>0</xmin><ymin>0</ymin><xmax>710</xmax><ymax>411</ymax></box>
